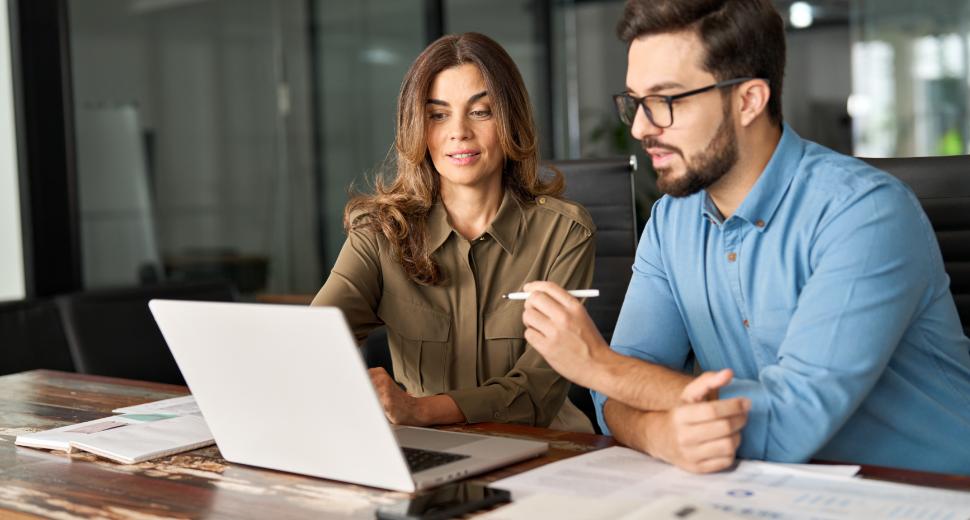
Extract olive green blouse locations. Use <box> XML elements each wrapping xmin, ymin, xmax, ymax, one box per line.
<box><xmin>311</xmin><ymin>191</ymin><xmax>595</xmax><ymax>433</ymax></box>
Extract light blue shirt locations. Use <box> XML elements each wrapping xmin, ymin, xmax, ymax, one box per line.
<box><xmin>593</xmin><ymin>124</ymin><xmax>970</xmax><ymax>475</ymax></box>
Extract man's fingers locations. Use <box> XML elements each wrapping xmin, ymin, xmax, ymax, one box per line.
<box><xmin>681</xmin><ymin>369</ymin><xmax>734</xmax><ymax>403</ymax></box>
<box><xmin>522</xmin><ymin>281</ymin><xmax>578</xmax><ymax>309</ymax></box>
<box><xmin>681</xmin><ymin>413</ymin><xmax>748</xmax><ymax>445</ymax></box>
<box><xmin>677</xmin><ymin>398</ymin><xmax>751</xmax><ymax>424</ymax></box>
<box><xmin>522</xmin><ymin>307</ymin><xmax>556</xmax><ymax>336</ymax></box>
<box><xmin>524</xmin><ymin>328</ymin><xmax>547</xmax><ymax>350</ymax></box>
<box><xmin>688</xmin><ymin>456</ymin><xmax>737</xmax><ymax>474</ymax></box>
<box><xmin>687</xmin><ymin>432</ymin><xmax>742</xmax><ymax>461</ymax></box>
<box><xmin>523</xmin><ymin>291</ymin><xmax>570</xmax><ymax>325</ymax></box>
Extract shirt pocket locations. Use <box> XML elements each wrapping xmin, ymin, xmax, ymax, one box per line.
<box><xmin>484</xmin><ymin>304</ymin><xmax>527</xmax><ymax>378</ymax></box>
<box><xmin>377</xmin><ymin>295</ymin><xmax>451</xmax><ymax>395</ymax></box>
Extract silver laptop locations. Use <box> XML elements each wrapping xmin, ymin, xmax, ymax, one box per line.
<box><xmin>148</xmin><ymin>300</ymin><xmax>547</xmax><ymax>492</ymax></box>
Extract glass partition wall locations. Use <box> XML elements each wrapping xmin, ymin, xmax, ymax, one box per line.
<box><xmin>61</xmin><ymin>0</ymin><xmax>968</xmax><ymax>298</ymax></box>
<box><xmin>68</xmin><ymin>0</ymin><xmax>319</xmax><ymax>294</ymax></box>
<box><xmin>851</xmin><ymin>0</ymin><xmax>970</xmax><ymax>157</ymax></box>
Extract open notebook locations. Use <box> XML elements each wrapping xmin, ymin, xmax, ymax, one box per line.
<box><xmin>15</xmin><ymin>396</ymin><xmax>212</xmax><ymax>464</ymax></box>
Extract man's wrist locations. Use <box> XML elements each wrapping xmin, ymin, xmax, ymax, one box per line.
<box><xmin>638</xmin><ymin>410</ymin><xmax>664</xmax><ymax>457</ymax></box>
<box><xmin>585</xmin><ymin>344</ymin><xmax>620</xmax><ymax>391</ymax></box>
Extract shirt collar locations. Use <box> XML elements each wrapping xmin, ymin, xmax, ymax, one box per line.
<box><xmin>428</xmin><ymin>201</ymin><xmax>452</xmax><ymax>252</ymax></box>
<box><xmin>427</xmin><ymin>190</ymin><xmax>522</xmax><ymax>255</ymax></box>
<box><xmin>708</xmin><ymin>122</ymin><xmax>804</xmax><ymax>232</ymax></box>
<box><xmin>484</xmin><ymin>190</ymin><xmax>522</xmax><ymax>255</ymax></box>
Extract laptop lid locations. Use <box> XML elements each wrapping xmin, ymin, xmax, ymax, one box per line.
<box><xmin>148</xmin><ymin>300</ymin><xmax>416</xmax><ymax>491</ymax></box>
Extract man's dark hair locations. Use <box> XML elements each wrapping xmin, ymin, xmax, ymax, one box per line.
<box><xmin>617</xmin><ymin>0</ymin><xmax>786</xmax><ymax>125</ymax></box>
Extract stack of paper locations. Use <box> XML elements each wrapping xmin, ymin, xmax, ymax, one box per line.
<box><xmin>490</xmin><ymin>446</ymin><xmax>970</xmax><ymax>519</ymax></box>
<box><xmin>15</xmin><ymin>396</ymin><xmax>212</xmax><ymax>464</ymax></box>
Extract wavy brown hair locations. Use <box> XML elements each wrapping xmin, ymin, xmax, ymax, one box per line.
<box><xmin>344</xmin><ymin>32</ymin><xmax>563</xmax><ymax>286</ymax></box>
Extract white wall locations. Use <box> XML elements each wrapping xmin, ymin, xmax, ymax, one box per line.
<box><xmin>0</xmin><ymin>0</ymin><xmax>25</xmax><ymax>301</ymax></box>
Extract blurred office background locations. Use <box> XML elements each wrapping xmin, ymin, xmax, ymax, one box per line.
<box><xmin>3</xmin><ymin>0</ymin><xmax>970</xmax><ymax>302</ymax></box>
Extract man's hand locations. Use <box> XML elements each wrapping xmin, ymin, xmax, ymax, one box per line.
<box><xmin>368</xmin><ymin>368</ymin><xmax>425</xmax><ymax>426</ymax></box>
<box><xmin>681</xmin><ymin>368</ymin><xmax>734</xmax><ymax>403</ymax></box>
<box><xmin>644</xmin><ymin>369</ymin><xmax>749</xmax><ymax>473</ymax></box>
<box><xmin>521</xmin><ymin>281</ymin><xmax>611</xmax><ymax>388</ymax></box>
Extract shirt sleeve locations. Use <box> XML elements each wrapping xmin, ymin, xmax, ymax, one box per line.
<box><xmin>310</xmin><ymin>227</ymin><xmax>384</xmax><ymax>343</ymax></box>
<box><xmin>592</xmin><ymin>199</ymin><xmax>692</xmax><ymax>434</ymax></box>
<box><xmin>446</xmin><ymin>221</ymin><xmax>595</xmax><ymax>427</ymax></box>
<box><xmin>719</xmin><ymin>182</ymin><xmax>932</xmax><ymax>462</ymax></box>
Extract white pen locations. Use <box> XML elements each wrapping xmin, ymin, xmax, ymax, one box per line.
<box><xmin>502</xmin><ymin>289</ymin><xmax>600</xmax><ymax>300</ymax></box>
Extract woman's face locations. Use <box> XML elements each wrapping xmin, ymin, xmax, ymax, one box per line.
<box><xmin>425</xmin><ymin>64</ymin><xmax>505</xmax><ymax>192</ymax></box>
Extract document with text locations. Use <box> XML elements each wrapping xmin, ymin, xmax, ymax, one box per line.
<box><xmin>491</xmin><ymin>447</ymin><xmax>970</xmax><ymax>519</ymax></box>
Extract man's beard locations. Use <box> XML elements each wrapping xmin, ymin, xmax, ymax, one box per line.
<box><xmin>643</xmin><ymin>105</ymin><xmax>739</xmax><ymax>198</ymax></box>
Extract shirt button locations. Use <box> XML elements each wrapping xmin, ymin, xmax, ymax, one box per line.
<box><xmin>537</xmin><ymin>197</ymin><xmax>546</xmax><ymax>205</ymax></box>
<box><xmin>743</xmin><ymin>319</ymin><xmax>750</xmax><ymax>328</ymax></box>
<box><xmin>727</xmin><ymin>252</ymin><xmax>737</xmax><ymax>262</ymax></box>
<box><xmin>493</xmin><ymin>412</ymin><xmax>502</xmax><ymax>419</ymax></box>
<box><xmin>755</xmin><ymin>219</ymin><xmax>765</xmax><ymax>228</ymax></box>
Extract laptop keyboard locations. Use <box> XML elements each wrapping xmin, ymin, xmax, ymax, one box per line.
<box><xmin>402</xmin><ymin>447</ymin><xmax>470</xmax><ymax>473</ymax></box>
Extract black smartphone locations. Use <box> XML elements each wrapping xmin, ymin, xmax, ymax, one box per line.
<box><xmin>375</xmin><ymin>482</ymin><xmax>512</xmax><ymax>520</ymax></box>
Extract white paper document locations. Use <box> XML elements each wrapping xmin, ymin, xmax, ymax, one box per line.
<box><xmin>16</xmin><ymin>414</ymin><xmax>213</xmax><ymax>464</ymax></box>
<box><xmin>491</xmin><ymin>447</ymin><xmax>970</xmax><ymax>519</ymax></box>
<box><xmin>15</xmin><ymin>415</ymin><xmax>148</xmax><ymax>452</ymax></box>
<box><xmin>69</xmin><ymin>414</ymin><xmax>213</xmax><ymax>464</ymax></box>
<box><xmin>112</xmin><ymin>395</ymin><xmax>200</xmax><ymax>415</ymax></box>
<box><xmin>17</xmin><ymin>396</ymin><xmax>212</xmax><ymax>464</ymax></box>
<box><xmin>481</xmin><ymin>494</ymin><xmax>741</xmax><ymax>520</ymax></box>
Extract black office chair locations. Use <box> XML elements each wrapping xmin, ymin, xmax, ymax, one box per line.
<box><xmin>363</xmin><ymin>326</ymin><xmax>393</xmax><ymax>377</ymax></box>
<box><xmin>545</xmin><ymin>156</ymin><xmax>639</xmax><ymax>432</ymax></box>
<box><xmin>56</xmin><ymin>281</ymin><xmax>238</xmax><ymax>384</ymax></box>
<box><xmin>0</xmin><ymin>299</ymin><xmax>76</xmax><ymax>376</ymax></box>
<box><xmin>861</xmin><ymin>156</ymin><xmax>970</xmax><ymax>336</ymax></box>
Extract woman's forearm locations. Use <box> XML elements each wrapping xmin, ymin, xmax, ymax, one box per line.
<box><xmin>416</xmin><ymin>394</ymin><xmax>466</xmax><ymax>426</ymax></box>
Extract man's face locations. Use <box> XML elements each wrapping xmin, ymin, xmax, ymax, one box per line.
<box><xmin>626</xmin><ymin>31</ymin><xmax>738</xmax><ymax>197</ymax></box>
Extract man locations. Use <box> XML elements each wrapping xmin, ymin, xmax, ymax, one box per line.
<box><xmin>521</xmin><ymin>0</ymin><xmax>970</xmax><ymax>475</ymax></box>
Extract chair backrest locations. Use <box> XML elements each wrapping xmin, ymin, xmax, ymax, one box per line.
<box><xmin>545</xmin><ymin>156</ymin><xmax>638</xmax><ymax>433</ymax></box>
<box><xmin>546</xmin><ymin>156</ymin><xmax>639</xmax><ymax>342</ymax></box>
<box><xmin>0</xmin><ymin>299</ymin><xmax>76</xmax><ymax>376</ymax></box>
<box><xmin>56</xmin><ymin>281</ymin><xmax>237</xmax><ymax>384</ymax></box>
<box><xmin>861</xmin><ymin>156</ymin><xmax>970</xmax><ymax>336</ymax></box>
<box><xmin>363</xmin><ymin>326</ymin><xmax>393</xmax><ymax>376</ymax></box>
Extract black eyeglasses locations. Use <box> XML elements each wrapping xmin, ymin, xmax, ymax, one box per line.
<box><xmin>613</xmin><ymin>77</ymin><xmax>758</xmax><ymax>128</ymax></box>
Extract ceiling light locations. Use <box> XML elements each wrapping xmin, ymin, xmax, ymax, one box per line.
<box><xmin>789</xmin><ymin>2</ymin><xmax>814</xmax><ymax>29</ymax></box>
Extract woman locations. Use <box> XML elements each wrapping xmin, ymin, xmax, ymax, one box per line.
<box><xmin>312</xmin><ymin>32</ymin><xmax>594</xmax><ymax>433</ymax></box>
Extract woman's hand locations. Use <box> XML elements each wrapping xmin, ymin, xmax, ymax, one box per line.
<box><xmin>368</xmin><ymin>368</ymin><xmax>466</xmax><ymax>426</ymax></box>
<box><xmin>368</xmin><ymin>368</ymin><xmax>426</xmax><ymax>425</ymax></box>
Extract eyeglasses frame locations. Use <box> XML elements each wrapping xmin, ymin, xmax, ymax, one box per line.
<box><xmin>613</xmin><ymin>77</ymin><xmax>762</xmax><ymax>128</ymax></box>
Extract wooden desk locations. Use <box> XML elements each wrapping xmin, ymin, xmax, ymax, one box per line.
<box><xmin>0</xmin><ymin>370</ymin><xmax>967</xmax><ymax>519</ymax></box>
